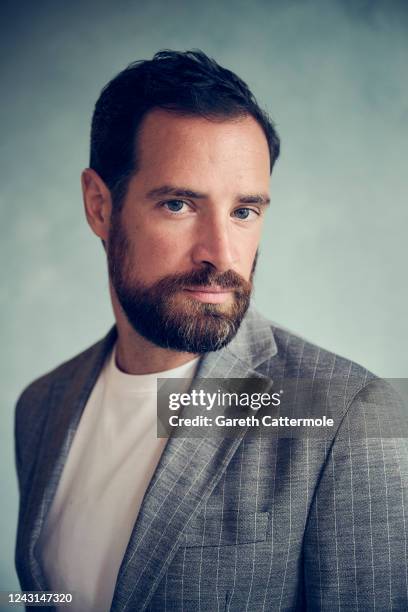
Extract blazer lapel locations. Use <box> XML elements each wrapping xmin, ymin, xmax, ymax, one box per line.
<box><xmin>110</xmin><ymin>305</ymin><xmax>277</xmax><ymax>611</ymax></box>
<box><xmin>21</xmin><ymin>327</ymin><xmax>117</xmax><ymax>590</ymax></box>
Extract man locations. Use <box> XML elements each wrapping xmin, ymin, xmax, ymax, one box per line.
<box><xmin>15</xmin><ymin>50</ymin><xmax>407</xmax><ymax>611</ymax></box>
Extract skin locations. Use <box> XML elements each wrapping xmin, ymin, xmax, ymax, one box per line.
<box><xmin>82</xmin><ymin>109</ymin><xmax>271</xmax><ymax>374</ymax></box>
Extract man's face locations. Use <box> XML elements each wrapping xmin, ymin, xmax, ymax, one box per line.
<box><xmin>107</xmin><ymin>109</ymin><xmax>271</xmax><ymax>353</ymax></box>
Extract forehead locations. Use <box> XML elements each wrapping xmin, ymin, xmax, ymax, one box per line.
<box><xmin>135</xmin><ymin>108</ymin><xmax>270</xmax><ymax>182</ymax></box>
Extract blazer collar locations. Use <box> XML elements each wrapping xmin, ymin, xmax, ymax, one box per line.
<box><xmin>195</xmin><ymin>302</ymin><xmax>277</xmax><ymax>379</ymax></box>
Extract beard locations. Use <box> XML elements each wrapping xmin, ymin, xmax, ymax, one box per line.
<box><xmin>107</xmin><ymin>212</ymin><xmax>257</xmax><ymax>354</ymax></box>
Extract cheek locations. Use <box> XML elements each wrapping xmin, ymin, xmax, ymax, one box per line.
<box><xmin>127</xmin><ymin>228</ymin><xmax>190</xmax><ymax>277</ymax></box>
<box><xmin>150</xmin><ymin>231</ymin><xmax>189</xmax><ymax>260</ymax></box>
<box><xmin>239</xmin><ymin>232</ymin><xmax>262</xmax><ymax>275</ymax></box>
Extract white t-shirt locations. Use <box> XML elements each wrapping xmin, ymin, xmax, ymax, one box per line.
<box><xmin>38</xmin><ymin>344</ymin><xmax>200</xmax><ymax>612</ymax></box>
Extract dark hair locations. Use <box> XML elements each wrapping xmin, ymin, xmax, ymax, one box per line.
<box><xmin>90</xmin><ymin>49</ymin><xmax>280</xmax><ymax>211</ymax></box>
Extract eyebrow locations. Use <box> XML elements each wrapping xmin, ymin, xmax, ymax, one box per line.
<box><xmin>145</xmin><ymin>184</ymin><xmax>270</xmax><ymax>206</ymax></box>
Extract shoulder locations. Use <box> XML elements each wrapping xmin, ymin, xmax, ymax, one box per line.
<box><xmin>270</xmin><ymin>322</ymin><xmax>373</xmax><ymax>380</ymax></box>
<box><xmin>265</xmin><ymin>320</ymin><xmax>405</xmax><ymax>431</ymax></box>
<box><xmin>234</xmin><ymin>306</ymin><xmax>384</xmax><ymax>409</ymax></box>
<box><xmin>17</xmin><ymin>331</ymin><xmax>112</xmax><ymax>406</ymax></box>
<box><xmin>262</xmin><ymin>317</ymin><xmax>375</xmax><ymax>383</ymax></box>
<box><xmin>14</xmin><ymin>328</ymin><xmax>116</xmax><ymax>494</ymax></box>
<box><xmin>259</xmin><ymin>316</ymin><xmax>401</xmax><ymax>417</ymax></box>
<box><xmin>15</xmin><ymin>327</ymin><xmax>116</xmax><ymax>437</ymax></box>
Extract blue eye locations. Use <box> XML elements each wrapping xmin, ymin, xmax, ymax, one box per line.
<box><xmin>163</xmin><ymin>200</ymin><xmax>186</xmax><ymax>213</ymax></box>
<box><xmin>233</xmin><ymin>208</ymin><xmax>258</xmax><ymax>220</ymax></box>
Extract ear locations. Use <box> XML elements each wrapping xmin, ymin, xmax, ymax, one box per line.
<box><xmin>81</xmin><ymin>168</ymin><xmax>112</xmax><ymax>241</ymax></box>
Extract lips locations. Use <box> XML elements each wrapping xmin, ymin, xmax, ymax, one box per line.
<box><xmin>183</xmin><ymin>286</ymin><xmax>234</xmax><ymax>304</ymax></box>
<box><xmin>184</xmin><ymin>286</ymin><xmax>233</xmax><ymax>293</ymax></box>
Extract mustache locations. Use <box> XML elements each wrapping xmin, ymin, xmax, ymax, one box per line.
<box><xmin>150</xmin><ymin>266</ymin><xmax>252</xmax><ymax>294</ymax></box>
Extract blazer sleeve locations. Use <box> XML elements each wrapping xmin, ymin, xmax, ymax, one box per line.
<box><xmin>303</xmin><ymin>378</ymin><xmax>408</xmax><ymax>611</ymax></box>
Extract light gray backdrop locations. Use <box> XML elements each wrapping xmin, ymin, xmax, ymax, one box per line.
<box><xmin>1</xmin><ymin>0</ymin><xmax>407</xmax><ymax>599</ymax></box>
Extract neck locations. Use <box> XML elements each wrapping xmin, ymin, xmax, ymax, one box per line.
<box><xmin>111</xmin><ymin>297</ymin><xmax>199</xmax><ymax>376</ymax></box>
<box><xmin>115</xmin><ymin>328</ymin><xmax>199</xmax><ymax>375</ymax></box>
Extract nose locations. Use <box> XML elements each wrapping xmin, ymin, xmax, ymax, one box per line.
<box><xmin>191</xmin><ymin>215</ymin><xmax>238</xmax><ymax>272</ymax></box>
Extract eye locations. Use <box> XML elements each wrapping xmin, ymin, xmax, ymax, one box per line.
<box><xmin>232</xmin><ymin>207</ymin><xmax>259</xmax><ymax>220</ymax></box>
<box><xmin>161</xmin><ymin>199</ymin><xmax>189</xmax><ymax>213</ymax></box>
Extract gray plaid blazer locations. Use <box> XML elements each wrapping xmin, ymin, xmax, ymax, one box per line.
<box><xmin>15</xmin><ymin>306</ymin><xmax>408</xmax><ymax>611</ymax></box>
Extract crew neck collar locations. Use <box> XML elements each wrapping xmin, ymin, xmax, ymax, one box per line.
<box><xmin>106</xmin><ymin>343</ymin><xmax>201</xmax><ymax>393</ymax></box>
